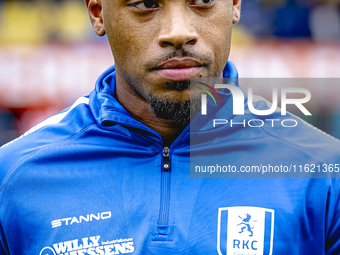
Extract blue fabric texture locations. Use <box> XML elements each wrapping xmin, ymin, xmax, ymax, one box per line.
<box><xmin>0</xmin><ymin>61</ymin><xmax>340</xmax><ymax>255</ymax></box>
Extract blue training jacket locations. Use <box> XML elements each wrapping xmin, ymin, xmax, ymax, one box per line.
<box><xmin>1</xmin><ymin>62</ymin><xmax>340</xmax><ymax>255</ymax></box>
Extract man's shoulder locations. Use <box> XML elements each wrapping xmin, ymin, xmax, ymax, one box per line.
<box><xmin>0</xmin><ymin>97</ymin><xmax>95</xmax><ymax>185</ymax></box>
<box><xmin>246</xmin><ymin>96</ymin><xmax>340</xmax><ymax>163</ymax></box>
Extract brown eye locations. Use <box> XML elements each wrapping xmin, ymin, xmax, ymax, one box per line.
<box><xmin>190</xmin><ymin>0</ymin><xmax>213</xmax><ymax>6</ymax></box>
<box><xmin>134</xmin><ymin>0</ymin><xmax>159</xmax><ymax>9</ymax></box>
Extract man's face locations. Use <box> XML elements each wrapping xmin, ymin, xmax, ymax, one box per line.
<box><xmin>87</xmin><ymin>0</ymin><xmax>240</xmax><ymax>122</ymax></box>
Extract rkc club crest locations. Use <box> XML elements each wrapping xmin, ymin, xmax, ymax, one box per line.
<box><xmin>217</xmin><ymin>206</ymin><xmax>275</xmax><ymax>255</ymax></box>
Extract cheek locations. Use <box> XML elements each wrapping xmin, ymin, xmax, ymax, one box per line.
<box><xmin>213</xmin><ymin>30</ymin><xmax>232</xmax><ymax>71</ymax></box>
<box><xmin>214</xmin><ymin>12</ymin><xmax>233</xmax><ymax>70</ymax></box>
<box><xmin>104</xmin><ymin>12</ymin><xmax>158</xmax><ymax>70</ymax></box>
<box><xmin>196</xmin><ymin>10</ymin><xmax>232</xmax><ymax>73</ymax></box>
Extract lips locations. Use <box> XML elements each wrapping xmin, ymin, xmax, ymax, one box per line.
<box><xmin>153</xmin><ymin>58</ymin><xmax>204</xmax><ymax>81</ymax></box>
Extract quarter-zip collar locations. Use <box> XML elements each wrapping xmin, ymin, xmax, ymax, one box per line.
<box><xmin>88</xmin><ymin>61</ymin><xmax>240</xmax><ymax>144</ymax></box>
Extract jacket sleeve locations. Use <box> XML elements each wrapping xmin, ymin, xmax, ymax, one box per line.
<box><xmin>0</xmin><ymin>239</ymin><xmax>7</xmax><ymax>255</ymax></box>
<box><xmin>325</xmin><ymin>178</ymin><xmax>340</xmax><ymax>254</ymax></box>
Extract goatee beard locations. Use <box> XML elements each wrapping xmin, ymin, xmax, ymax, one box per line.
<box><xmin>147</xmin><ymin>94</ymin><xmax>201</xmax><ymax>126</ymax></box>
<box><xmin>165</xmin><ymin>80</ymin><xmax>190</xmax><ymax>91</ymax></box>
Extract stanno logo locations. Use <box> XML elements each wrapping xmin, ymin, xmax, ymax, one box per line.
<box><xmin>199</xmin><ymin>84</ymin><xmax>311</xmax><ymax>117</ymax></box>
<box><xmin>217</xmin><ymin>206</ymin><xmax>274</xmax><ymax>255</ymax></box>
<box><xmin>51</xmin><ymin>211</ymin><xmax>111</xmax><ymax>228</ymax></box>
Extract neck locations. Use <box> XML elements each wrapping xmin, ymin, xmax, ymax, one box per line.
<box><xmin>114</xmin><ymin>69</ymin><xmax>186</xmax><ymax>147</ymax></box>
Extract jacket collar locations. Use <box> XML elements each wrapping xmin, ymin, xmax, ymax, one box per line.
<box><xmin>89</xmin><ymin>61</ymin><xmax>240</xmax><ymax>142</ymax></box>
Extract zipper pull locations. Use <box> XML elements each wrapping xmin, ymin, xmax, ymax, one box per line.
<box><xmin>163</xmin><ymin>147</ymin><xmax>170</xmax><ymax>171</ymax></box>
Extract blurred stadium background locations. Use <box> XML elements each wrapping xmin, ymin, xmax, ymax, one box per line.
<box><xmin>0</xmin><ymin>0</ymin><xmax>339</xmax><ymax>146</ymax></box>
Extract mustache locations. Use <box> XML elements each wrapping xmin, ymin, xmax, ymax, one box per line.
<box><xmin>147</xmin><ymin>49</ymin><xmax>211</xmax><ymax>69</ymax></box>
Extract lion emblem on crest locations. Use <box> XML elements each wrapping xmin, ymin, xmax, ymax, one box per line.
<box><xmin>237</xmin><ymin>213</ymin><xmax>257</xmax><ymax>237</ymax></box>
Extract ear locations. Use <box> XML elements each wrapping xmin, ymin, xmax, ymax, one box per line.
<box><xmin>85</xmin><ymin>0</ymin><xmax>106</xmax><ymax>36</ymax></box>
<box><xmin>232</xmin><ymin>0</ymin><xmax>241</xmax><ymax>24</ymax></box>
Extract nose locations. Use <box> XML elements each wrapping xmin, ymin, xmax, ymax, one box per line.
<box><xmin>158</xmin><ymin>7</ymin><xmax>198</xmax><ymax>49</ymax></box>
